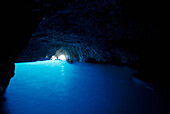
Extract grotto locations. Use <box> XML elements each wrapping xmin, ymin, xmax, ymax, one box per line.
<box><xmin>0</xmin><ymin>0</ymin><xmax>168</xmax><ymax>114</ymax></box>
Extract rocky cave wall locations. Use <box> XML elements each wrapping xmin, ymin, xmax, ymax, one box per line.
<box><xmin>18</xmin><ymin>0</ymin><xmax>146</xmax><ymax>65</ymax></box>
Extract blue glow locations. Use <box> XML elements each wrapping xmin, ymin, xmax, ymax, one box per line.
<box><xmin>1</xmin><ymin>60</ymin><xmax>158</xmax><ymax>114</ymax></box>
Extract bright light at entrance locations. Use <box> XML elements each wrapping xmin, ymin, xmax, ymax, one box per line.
<box><xmin>58</xmin><ymin>55</ymin><xmax>66</xmax><ymax>61</ymax></box>
<box><xmin>51</xmin><ymin>56</ymin><xmax>57</xmax><ymax>61</ymax></box>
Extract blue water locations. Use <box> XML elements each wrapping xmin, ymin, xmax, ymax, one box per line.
<box><xmin>1</xmin><ymin>60</ymin><xmax>159</xmax><ymax>114</ymax></box>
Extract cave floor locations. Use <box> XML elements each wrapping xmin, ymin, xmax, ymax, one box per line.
<box><xmin>1</xmin><ymin>60</ymin><xmax>164</xmax><ymax>114</ymax></box>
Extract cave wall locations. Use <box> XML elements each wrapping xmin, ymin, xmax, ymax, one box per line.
<box><xmin>18</xmin><ymin>0</ymin><xmax>139</xmax><ymax>63</ymax></box>
<box><xmin>17</xmin><ymin>0</ymin><xmax>162</xmax><ymax>67</ymax></box>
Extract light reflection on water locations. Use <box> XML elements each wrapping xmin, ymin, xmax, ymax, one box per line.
<box><xmin>1</xmin><ymin>60</ymin><xmax>158</xmax><ymax>114</ymax></box>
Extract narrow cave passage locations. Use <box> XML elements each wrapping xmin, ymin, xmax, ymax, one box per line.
<box><xmin>1</xmin><ymin>60</ymin><xmax>162</xmax><ymax>114</ymax></box>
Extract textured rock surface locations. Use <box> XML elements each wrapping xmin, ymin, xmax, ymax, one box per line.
<box><xmin>18</xmin><ymin>0</ymin><xmax>144</xmax><ymax>64</ymax></box>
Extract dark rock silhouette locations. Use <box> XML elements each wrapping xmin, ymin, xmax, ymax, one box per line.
<box><xmin>0</xmin><ymin>0</ymin><xmax>43</xmax><ymax>94</ymax></box>
<box><xmin>66</xmin><ymin>58</ymin><xmax>73</xmax><ymax>63</ymax></box>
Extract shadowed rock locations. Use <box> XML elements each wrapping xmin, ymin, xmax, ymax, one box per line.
<box><xmin>0</xmin><ymin>0</ymin><xmax>43</xmax><ymax>94</ymax></box>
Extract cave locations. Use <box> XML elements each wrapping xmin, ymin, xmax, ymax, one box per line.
<box><xmin>0</xmin><ymin>0</ymin><xmax>168</xmax><ymax>114</ymax></box>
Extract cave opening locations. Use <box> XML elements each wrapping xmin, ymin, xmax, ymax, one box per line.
<box><xmin>58</xmin><ymin>55</ymin><xmax>66</xmax><ymax>61</ymax></box>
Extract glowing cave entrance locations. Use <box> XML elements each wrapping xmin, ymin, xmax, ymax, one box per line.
<box><xmin>51</xmin><ymin>55</ymin><xmax>66</xmax><ymax>61</ymax></box>
<box><xmin>58</xmin><ymin>55</ymin><xmax>66</xmax><ymax>61</ymax></box>
<box><xmin>50</xmin><ymin>47</ymin><xmax>68</xmax><ymax>61</ymax></box>
<box><xmin>51</xmin><ymin>56</ymin><xmax>57</xmax><ymax>60</ymax></box>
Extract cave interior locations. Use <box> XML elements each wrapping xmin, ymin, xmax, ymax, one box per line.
<box><xmin>0</xmin><ymin>0</ymin><xmax>168</xmax><ymax>114</ymax></box>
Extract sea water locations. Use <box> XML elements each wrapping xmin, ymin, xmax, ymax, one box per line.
<box><xmin>1</xmin><ymin>60</ymin><xmax>159</xmax><ymax>114</ymax></box>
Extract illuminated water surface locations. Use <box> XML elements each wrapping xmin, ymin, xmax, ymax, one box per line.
<box><xmin>2</xmin><ymin>60</ymin><xmax>159</xmax><ymax>114</ymax></box>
